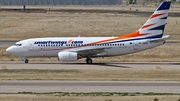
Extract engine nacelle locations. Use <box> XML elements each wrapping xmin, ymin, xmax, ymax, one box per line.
<box><xmin>58</xmin><ymin>52</ymin><xmax>78</xmax><ymax>61</ymax></box>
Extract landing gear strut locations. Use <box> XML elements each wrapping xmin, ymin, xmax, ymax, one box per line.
<box><xmin>86</xmin><ymin>58</ymin><xmax>93</xmax><ymax>64</ymax></box>
<box><xmin>25</xmin><ymin>59</ymin><xmax>29</xmax><ymax>63</ymax></box>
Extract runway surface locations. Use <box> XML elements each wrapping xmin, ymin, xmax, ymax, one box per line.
<box><xmin>0</xmin><ymin>61</ymin><xmax>180</xmax><ymax>70</ymax></box>
<box><xmin>0</xmin><ymin>62</ymin><xmax>179</xmax><ymax>93</ymax></box>
<box><xmin>0</xmin><ymin>81</ymin><xmax>180</xmax><ymax>93</ymax></box>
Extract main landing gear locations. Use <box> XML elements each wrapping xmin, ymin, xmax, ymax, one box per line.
<box><xmin>25</xmin><ymin>59</ymin><xmax>29</xmax><ymax>63</ymax></box>
<box><xmin>86</xmin><ymin>58</ymin><xmax>93</xmax><ymax>64</ymax></box>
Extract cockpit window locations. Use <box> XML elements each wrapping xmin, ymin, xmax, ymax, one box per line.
<box><xmin>14</xmin><ymin>44</ymin><xmax>22</xmax><ymax>46</ymax></box>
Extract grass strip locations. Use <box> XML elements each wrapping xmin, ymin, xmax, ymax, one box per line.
<box><xmin>0</xmin><ymin>69</ymin><xmax>79</xmax><ymax>73</ymax></box>
<box><xmin>0</xmin><ymin>92</ymin><xmax>179</xmax><ymax>96</ymax></box>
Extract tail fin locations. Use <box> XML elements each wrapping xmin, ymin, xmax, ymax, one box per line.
<box><xmin>89</xmin><ymin>2</ymin><xmax>171</xmax><ymax>45</ymax></box>
<box><xmin>138</xmin><ymin>1</ymin><xmax>171</xmax><ymax>38</ymax></box>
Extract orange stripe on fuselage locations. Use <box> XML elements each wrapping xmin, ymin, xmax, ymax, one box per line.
<box><xmin>91</xmin><ymin>31</ymin><xmax>144</xmax><ymax>44</ymax></box>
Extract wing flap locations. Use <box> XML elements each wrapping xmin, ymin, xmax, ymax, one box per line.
<box><xmin>62</xmin><ymin>46</ymin><xmax>111</xmax><ymax>56</ymax></box>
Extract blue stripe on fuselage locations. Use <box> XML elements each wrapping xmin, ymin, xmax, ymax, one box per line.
<box><xmin>100</xmin><ymin>34</ymin><xmax>163</xmax><ymax>44</ymax></box>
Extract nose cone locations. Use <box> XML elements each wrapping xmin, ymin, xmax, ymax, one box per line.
<box><xmin>6</xmin><ymin>46</ymin><xmax>14</xmax><ymax>54</ymax></box>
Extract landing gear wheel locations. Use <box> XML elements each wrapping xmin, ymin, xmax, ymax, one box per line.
<box><xmin>86</xmin><ymin>58</ymin><xmax>93</xmax><ymax>64</ymax></box>
<box><xmin>25</xmin><ymin>59</ymin><xmax>29</xmax><ymax>63</ymax></box>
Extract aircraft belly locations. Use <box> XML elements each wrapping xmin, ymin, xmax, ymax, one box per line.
<box><xmin>17</xmin><ymin>51</ymin><xmax>34</xmax><ymax>57</ymax></box>
<box><xmin>34</xmin><ymin>50</ymin><xmax>58</xmax><ymax>57</ymax></box>
<box><xmin>106</xmin><ymin>47</ymin><xmax>132</xmax><ymax>56</ymax></box>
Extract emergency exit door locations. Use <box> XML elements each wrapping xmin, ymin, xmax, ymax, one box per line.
<box><xmin>28</xmin><ymin>40</ymin><xmax>34</xmax><ymax>51</ymax></box>
<box><xmin>133</xmin><ymin>40</ymin><xmax>138</xmax><ymax>50</ymax></box>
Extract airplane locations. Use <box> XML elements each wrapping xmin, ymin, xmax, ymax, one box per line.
<box><xmin>6</xmin><ymin>1</ymin><xmax>171</xmax><ymax>64</ymax></box>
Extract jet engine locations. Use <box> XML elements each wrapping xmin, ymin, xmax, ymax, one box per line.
<box><xmin>58</xmin><ymin>52</ymin><xmax>78</xmax><ymax>61</ymax></box>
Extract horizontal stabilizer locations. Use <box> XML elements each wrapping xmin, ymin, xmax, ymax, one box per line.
<box><xmin>150</xmin><ymin>35</ymin><xmax>170</xmax><ymax>42</ymax></box>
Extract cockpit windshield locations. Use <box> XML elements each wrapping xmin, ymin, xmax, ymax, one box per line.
<box><xmin>14</xmin><ymin>43</ymin><xmax>22</xmax><ymax>46</ymax></box>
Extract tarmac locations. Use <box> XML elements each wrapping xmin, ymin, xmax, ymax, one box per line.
<box><xmin>0</xmin><ymin>61</ymin><xmax>179</xmax><ymax>93</ymax></box>
<box><xmin>0</xmin><ymin>81</ymin><xmax>180</xmax><ymax>93</ymax></box>
<box><xmin>0</xmin><ymin>61</ymin><xmax>180</xmax><ymax>70</ymax></box>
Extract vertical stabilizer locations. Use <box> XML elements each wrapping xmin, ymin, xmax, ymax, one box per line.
<box><xmin>138</xmin><ymin>1</ymin><xmax>171</xmax><ymax>38</ymax></box>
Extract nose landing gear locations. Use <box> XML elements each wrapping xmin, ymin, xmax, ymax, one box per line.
<box><xmin>20</xmin><ymin>57</ymin><xmax>29</xmax><ymax>63</ymax></box>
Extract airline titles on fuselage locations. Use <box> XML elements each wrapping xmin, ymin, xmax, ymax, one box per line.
<box><xmin>34</xmin><ymin>40</ymin><xmax>84</xmax><ymax>45</ymax></box>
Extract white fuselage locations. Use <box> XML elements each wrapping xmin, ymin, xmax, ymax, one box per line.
<box><xmin>6</xmin><ymin>37</ymin><xmax>165</xmax><ymax>58</ymax></box>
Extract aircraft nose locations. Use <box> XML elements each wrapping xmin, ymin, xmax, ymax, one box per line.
<box><xmin>6</xmin><ymin>46</ymin><xmax>14</xmax><ymax>53</ymax></box>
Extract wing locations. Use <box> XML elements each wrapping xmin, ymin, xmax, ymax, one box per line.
<box><xmin>61</xmin><ymin>46</ymin><xmax>112</xmax><ymax>56</ymax></box>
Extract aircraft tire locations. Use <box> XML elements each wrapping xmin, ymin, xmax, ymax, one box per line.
<box><xmin>25</xmin><ymin>59</ymin><xmax>29</xmax><ymax>63</ymax></box>
<box><xmin>86</xmin><ymin>58</ymin><xmax>93</xmax><ymax>64</ymax></box>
